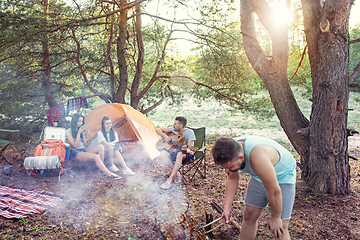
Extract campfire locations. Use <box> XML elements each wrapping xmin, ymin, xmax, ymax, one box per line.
<box><xmin>161</xmin><ymin>201</ymin><xmax>242</xmax><ymax>240</ymax></box>
<box><xmin>161</xmin><ymin>213</ymin><xmax>209</xmax><ymax>240</ymax></box>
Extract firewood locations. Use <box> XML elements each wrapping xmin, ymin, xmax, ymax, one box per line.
<box><xmin>210</xmin><ymin>201</ymin><xmax>241</xmax><ymax>230</ymax></box>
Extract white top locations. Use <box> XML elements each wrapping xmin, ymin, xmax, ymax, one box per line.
<box><xmin>95</xmin><ymin>130</ymin><xmax>119</xmax><ymax>145</ymax></box>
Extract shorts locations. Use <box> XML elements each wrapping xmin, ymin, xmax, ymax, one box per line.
<box><xmin>69</xmin><ymin>148</ymin><xmax>86</xmax><ymax>160</ymax></box>
<box><xmin>170</xmin><ymin>149</ymin><xmax>195</xmax><ymax>164</ymax></box>
<box><xmin>244</xmin><ymin>177</ymin><xmax>295</xmax><ymax>220</ymax></box>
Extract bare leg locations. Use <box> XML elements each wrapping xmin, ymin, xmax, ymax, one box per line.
<box><xmin>104</xmin><ymin>145</ymin><xmax>115</xmax><ymax>166</ymax></box>
<box><xmin>280</xmin><ymin>219</ymin><xmax>291</xmax><ymax>240</ymax></box>
<box><xmin>240</xmin><ymin>204</ymin><xmax>263</xmax><ymax>240</ymax></box>
<box><xmin>114</xmin><ymin>150</ymin><xmax>129</xmax><ymax>169</ymax></box>
<box><xmin>165</xmin><ymin>152</ymin><xmax>185</xmax><ymax>184</ymax></box>
<box><xmin>76</xmin><ymin>150</ymin><xmax>112</xmax><ymax>176</ymax></box>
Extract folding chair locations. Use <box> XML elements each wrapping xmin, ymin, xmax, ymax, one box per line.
<box><xmin>0</xmin><ymin>129</ymin><xmax>19</xmax><ymax>164</ymax></box>
<box><xmin>179</xmin><ymin>127</ymin><xmax>207</xmax><ymax>184</ymax></box>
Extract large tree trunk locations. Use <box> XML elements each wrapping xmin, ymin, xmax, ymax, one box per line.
<box><xmin>301</xmin><ymin>0</ymin><xmax>350</xmax><ymax>194</ymax></box>
<box><xmin>130</xmin><ymin>3</ymin><xmax>144</xmax><ymax>110</ymax></box>
<box><xmin>41</xmin><ymin>0</ymin><xmax>56</xmax><ymax>108</ymax></box>
<box><xmin>240</xmin><ymin>0</ymin><xmax>309</xmax><ymax>161</ymax></box>
<box><xmin>116</xmin><ymin>0</ymin><xmax>129</xmax><ymax>104</ymax></box>
<box><xmin>240</xmin><ymin>0</ymin><xmax>351</xmax><ymax>193</ymax></box>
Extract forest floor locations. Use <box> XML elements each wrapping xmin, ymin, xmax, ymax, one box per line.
<box><xmin>0</xmin><ymin>135</ymin><xmax>359</xmax><ymax>240</ymax></box>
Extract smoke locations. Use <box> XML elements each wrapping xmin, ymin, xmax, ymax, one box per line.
<box><xmin>48</xmin><ymin>145</ymin><xmax>188</xmax><ymax>232</ymax></box>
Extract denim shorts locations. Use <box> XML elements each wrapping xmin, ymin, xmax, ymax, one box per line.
<box><xmin>170</xmin><ymin>149</ymin><xmax>195</xmax><ymax>164</ymax></box>
<box><xmin>244</xmin><ymin>177</ymin><xmax>295</xmax><ymax>220</ymax></box>
<box><xmin>69</xmin><ymin>148</ymin><xmax>86</xmax><ymax>160</ymax></box>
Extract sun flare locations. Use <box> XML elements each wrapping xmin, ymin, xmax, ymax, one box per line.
<box><xmin>271</xmin><ymin>7</ymin><xmax>292</xmax><ymax>25</ymax></box>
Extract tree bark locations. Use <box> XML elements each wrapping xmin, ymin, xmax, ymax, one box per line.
<box><xmin>116</xmin><ymin>0</ymin><xmax>129</xmax><ymax>104</ymax></box>
<box><xmin>241</xmin><ymin>0</ymin><xmax>351</xmax><ymax>193</ymax></box>
<box><xmin>41</xmin><ymin>0</ymin><xmax>56</xmax><ymax>108</ymax></box>
<box><xmin>130</xmin><ymin>3</ymin><xmax>144</xmax><ymax>109</ymax></box>
<box><xmin>107</xmin><ymin>22</ymin><xmax>116</xmax><ymax>101</ymax></box>
<box><xmin>240</xmin><ymin>0</ymin><xmax>309</xmax><ymax>161</ymax></box>
<box><xmin>301</xmin><ymin>0</ymin><xmax>350</xmax><ymax>194</ymax></box>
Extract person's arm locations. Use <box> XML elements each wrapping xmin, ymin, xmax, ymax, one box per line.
<box><xmin>222</xmin><ymin>170</ymin><xmax>239</xmax><ymax>224</ymax></box>
<box><xmin>181</xmin><ymin>140</ymin><xmax>194</xmax><ymax>153</ymax></box>
<box><xmin>155</xmin><ymin>127</ymin><xmax>171</xmax><ymax>141</ymax></box>
<box><xmin>97</xmin><ymin>131</ymin><xmax>114</xmax><ymax>148</ymax></box>
<box><xmin>66</xmin><ymin>127</ymin><xmax>84</xmax><ymax>149</ymax></box>
<box><xmin>113</xmin><ymin>131</ymin><xmax>122</xmax><ymax>152</ymax></box>
<box><xmin>250</xmin><ymin>146</ymin><xmax>283</xmax><ymax>239</ymax></box>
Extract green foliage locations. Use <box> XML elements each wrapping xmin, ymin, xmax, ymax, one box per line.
<box><xmin>187</xmin><ymin>0</ymin><xmax>273</xmax><ymax>118</ymax></box>
<box><xmin>0</xmin><ymin>0</ymin><xmax>84</xmax><ymax>137</ymax></box>
<box><xmin>305</xmin><ymin>195</ymin><xmax>313</xmax><ymax>201</ymax></box>
<box><xmin>350</xmin><ymin>25</ymin><xmax>360</xmax><ymax>91</ymax></box>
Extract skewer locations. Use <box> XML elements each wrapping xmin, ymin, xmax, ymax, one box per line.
<box><xmin>204</xmin><ymin>222</ymin><xmax>225</xmax><ymax>234</ymax></box>
<box><xmin>202</xmin><ymin>216</ymin><xmax>223</xmax><ymax>228</ymax></box>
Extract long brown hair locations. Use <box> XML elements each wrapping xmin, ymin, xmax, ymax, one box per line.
<box><xmin>70</xmin><ymin>113</ymin><xmax>85</xmax><ymax>140</ymax></box>
<box><xmin>101</xmin><ymin>116</ymin><xmax>116</xmax><ymax>142</ymax></box>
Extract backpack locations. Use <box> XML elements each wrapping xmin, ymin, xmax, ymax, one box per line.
<box><xmin>24</xmin><ymin>139</ymin><xmax>67</xmax><ymax>177</ymax></box>
<box><xmin>34</xmin><ymin>139</ymin><xmax>66</xmax><ymax>164</ymax></box>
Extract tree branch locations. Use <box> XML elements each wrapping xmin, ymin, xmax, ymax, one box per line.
<box><xmin>289</xmin><ymin>45</ymin><xmax>308</xmax><ymax>81</ymax></box>
<box><xmin>71</xmin><ymin>28</ymin><xmax>112</xmax><ymax>103</ymax></box>
<box><xmin>156</xmin><ymin>75</ymin><xmax>251</xmax><ymax>110</ymax></box>
<box><xmin>350</xmin><ymin>60</ymin><xmax>360</xmax><ymax>84</ymax></box>
<box><xmin>141</xmin><ymin>80</ymin><xmax>169</xmax><ymax>114</ymax></box>
<box><xmin>51</xmin><ymin>0</ymin><xmax>147</xmax><ymax>32</ymax></box>
<box><xmin>138</xmin><ymin>29</ymin><xmax>174</xmax><ymax>99</ymax></box>
<box><xmin>349</xmin><ymin>37</ymin><xmax>360</xmax><ymax>45</ymax></box>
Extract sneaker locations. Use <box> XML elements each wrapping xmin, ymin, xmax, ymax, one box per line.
<box><xmin>108</xmin><ymin>164</ymin><xmax>120</xmax><ymax>173</ymax></box>
<box><xmin>106</xmin><ymin>173</ymin><xmax>121</xmax><ymax>180</ymax></box>
<box><xmin>123</xmin><ymin>168</ymin><xmax>135</xmax><ymax>176</ymax></box>
<box><xmin>160</xmin><ymin>181</ymin><xmax>172</xmax><ymax>190</ymax></box>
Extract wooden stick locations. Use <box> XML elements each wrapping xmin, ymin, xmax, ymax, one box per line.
<box><xmin>211</xmin><ymin>201</ymin><xmax>241</xmax><ymax>230</ymax></box>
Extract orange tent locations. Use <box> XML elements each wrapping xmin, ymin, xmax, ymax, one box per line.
<box><xmin>85</xmin><ymin>103</ymin><xmax>160</xmax><ymax>160</ymax></box>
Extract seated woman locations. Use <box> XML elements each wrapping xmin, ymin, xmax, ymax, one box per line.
<box><xmin>95</xmin><ymin>116</ymin><xmax>135</xmax><ymax>176</ymax></box>
<box><xmin>66</xmin><ymin>113</ymin><xmax>121</xmax><ymax>179</ymax></box>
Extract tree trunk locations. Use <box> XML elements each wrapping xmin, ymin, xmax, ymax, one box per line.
<box><xmin>41</xmin><ymin>0</ymin><xmax>56</xmax><ymax>108</ymax></box>
<box><xmin>301</xmin><ymin>0</ymin><xmax>350</xmax><ymax>194</ymax></box>
<box><xmin>240</xmin><ymin>0</ymin><xmax>309</xmax><ymax>161</ymax></box>
<box><xmin>130</xmin><ymin>3</ymin><xmax>144</xmax><ymax>109</ymax></box>
<box><xmin>241</xmin><ymin>0</ymin><xmax>351</xmax><ymax>193</ymax></box>
<box><xmin>116</xmin><ymin>0</ymin><xmax>129</xmax><ymax>104</ymax></box>
<box><xmin>107</xmin><ymin>22</ymin><xmax>116</xmax><ymax>101</ymax></box>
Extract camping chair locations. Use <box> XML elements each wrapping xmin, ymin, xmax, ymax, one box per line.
<box><xmin>179</xmin><ymin>127</ymin><xmax>207</xmax><ymax>184</ymax></box>
<box><xmin>0</xmin><ymin>129</ymin><xmax>19</xmax><ymax>165</ymax></box>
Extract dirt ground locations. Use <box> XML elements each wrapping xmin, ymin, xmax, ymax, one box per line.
<box><xmin>0</xmin><ymin>136</ymin><xmax>360</xmax><ymax>240</ymax></box>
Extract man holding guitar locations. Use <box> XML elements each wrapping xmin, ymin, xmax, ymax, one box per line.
<box><xmin>156</xmin><ymin>116</ymin><xmax>196</xmax><ymax>190</ymax></box>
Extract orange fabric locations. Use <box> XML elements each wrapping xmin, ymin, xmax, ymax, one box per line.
<box><xmin>84</xmin><ymin>103</ymin><xmax>160</xmax><ymax>160</ymax></box>
<box><xmin>34</xmin><ymin>139</ymin><xmax>66</xmax><ymax>164</ymax></box>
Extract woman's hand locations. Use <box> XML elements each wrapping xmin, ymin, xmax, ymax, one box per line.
<box><xmin>79</xmin><ymin>125</ymin><xmax>86</xmax><ymax>134</ymax></box>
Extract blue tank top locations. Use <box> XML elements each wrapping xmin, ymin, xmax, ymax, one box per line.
<box><xmin>233</xmin><ymin>136</ymin><xmax>296</xmax><ymax>184</ymax></box>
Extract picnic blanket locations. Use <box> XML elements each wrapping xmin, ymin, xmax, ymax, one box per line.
<box><xmin>0</xmin><ymin>186</ymin><xmax>62</xmax><ymax>219</ymax></box>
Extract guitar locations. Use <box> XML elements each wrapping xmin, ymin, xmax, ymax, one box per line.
<box><xmin>156</xmin><ymin>132</ymin><xmax>198</xmax><ymax>153</ymax></box>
